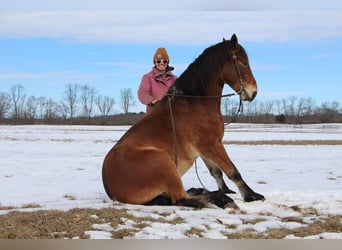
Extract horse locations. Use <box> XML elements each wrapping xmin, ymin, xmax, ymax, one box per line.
<box><xmin>102</xmin><ymin>34</ymin><xmax>265</xmax><ymax>209</ymax></box>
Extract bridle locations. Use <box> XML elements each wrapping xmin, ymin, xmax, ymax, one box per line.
<box><xmin>166</xmin><ymin>52</ymin><xmax>245</xmax><ymax>168</ymax></box>
<box><xmin>232</xmin><ymin>54</ymin><xmax>244</xmax><ymax>97</ymax></box>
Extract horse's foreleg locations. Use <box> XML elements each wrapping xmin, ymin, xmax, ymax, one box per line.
<box><xmin>202</xmin><ymin>146</ymin><xmax>264</xmax><ymax>202</ymax></box>
<box><xmin>201</xmin><ymin>157</ymin><xmax>236</xmax><ymax>194</ymax></box>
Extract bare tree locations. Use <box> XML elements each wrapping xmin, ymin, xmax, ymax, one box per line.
<box><xmin>36</xmin><ymin>96</ymin><xmax>48</xmax><ymax>119</ymax></box>
<box><xmin>281</xmin><ymin>98</ymin><xmax>288</xmax><ymax>115</ymax></box>
<box><xmin>221</xmin><ymin>98</ymin><xmax>230</xmax><ymax>122</ymax></box>
<box><xmin>10</xmin><ymin>84</ymin><xmax>26</xmax><ymax>120</ymax></box>
<box><xmin>0</xmin><ymin>92</ymin><xmax>11</xmax><ymax>119</ymax></box>
<box><xmin>247</xmin><ymin>99</ymin><xmax>259</xmax><ymax>116</ymax></box>
<box><xmin>59</xmin><ymin>101</ymin><xmax>69</xmax><ymax>119</ymax></box>
<box><xmin>25</xmin><ymin>96</ymin><xmax>39</xmax><ymax>119</ymax></box>
<box><xmin>274</xmin><ymin>100</ymin><xmax>283</xmax><ymax>115</ymax></box>
<box><xmin>120</xmin><ymin>88</ymin><xmax>136</xmax><ymax>114</ymax></box>
<box><xmin>45</xmin><ymin>98</ymin><xmax>59</xmax><ymax>119</ymax></box>
<box><xmin>264</xmin><ymin>100</ymin><xmax>274</xmax><ymax>115</ymax></box>
<box><xmin>80</xmin><ymin>84</ymin><xmax>97</xmax><ymax>119</ymax></box>
<box><xmin>63</xmin><ymin>84</ymin><xmax>79</xmax><ymax>122</ymax></box>
<box><xmin>96</xmin><ymin>95</ymin><xmax>116</xmax><ymax>117</ymax></box>
<box><xmin>303</xmin><ymin>97</ymin><xmax>316</xmax><ymax>116</ymax></box>
<box><xmin>288</xmin><ymin>96</ymin><xmax>298</xmax><ymax>116</ymax></box>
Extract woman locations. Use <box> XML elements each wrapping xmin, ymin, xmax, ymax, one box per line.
<box><xmin>138</xmin><ymin>47</ymin><xmax>177</xmax><ymax>114</ymax></box>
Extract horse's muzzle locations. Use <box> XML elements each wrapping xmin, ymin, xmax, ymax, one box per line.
<box><xmin>241</xmin><ymin>89</ymin><xmax>257</xmax><ymax>102</ymax></box>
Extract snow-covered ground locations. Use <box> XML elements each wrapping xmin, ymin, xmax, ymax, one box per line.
<box><xmin>0</xmin><ymin>124</ymin><xmax>341</xmax><ymax>239</ymax></box>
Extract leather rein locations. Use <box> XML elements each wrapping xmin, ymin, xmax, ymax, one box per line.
<box><xmin>166</xmin><ymin>53</ymin><xmax>244</xmax><ymax>168</ymax></box>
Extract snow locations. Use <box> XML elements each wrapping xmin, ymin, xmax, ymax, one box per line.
<box><xmin>0</xmin><ymin>123</ymin><xmax>341</xmax><ymax>239</ymax></box>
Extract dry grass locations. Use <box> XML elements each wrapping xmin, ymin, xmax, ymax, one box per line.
<box><xmin>224</xmin><ymin>215</ymin><xmax>342</xmax><ymax>239</ymax></box>
<box><xmin>0</xmin><ymin>205</ymin><xmax>340</xmax><ymax>239</ymax></box>
<box><xmin>0</xmin><ymin>207</ymin><xmax>186</xmax><ymax>239</ymax></box>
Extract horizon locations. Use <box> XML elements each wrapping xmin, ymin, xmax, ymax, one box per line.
<box><xmin>0</xmin><ymin>1</ymin><xmax>341</xmax><ymax>113</ymax></box>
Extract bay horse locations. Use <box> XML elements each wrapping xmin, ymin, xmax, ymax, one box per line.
<box><xmin>102</xmin><ymin>34</ymin><xmax>264</xmax><ymax>209</ymax></box>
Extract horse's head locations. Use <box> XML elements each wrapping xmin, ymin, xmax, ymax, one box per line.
<box><xmin>223</xmin><ymin>34</ymin><xmax>257</xmax><ymax>101</ymax></box>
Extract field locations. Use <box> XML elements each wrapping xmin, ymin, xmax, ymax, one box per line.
<box><xmin>0</xmin><ymin>124</ymin><xmax>341</xmax><ymax>239</ymax></box>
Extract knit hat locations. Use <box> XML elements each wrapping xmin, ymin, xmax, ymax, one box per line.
<box><xmin>153</xmin><ymin>48</ymin><xmax>169</xmax><ymax>63</ymax></box>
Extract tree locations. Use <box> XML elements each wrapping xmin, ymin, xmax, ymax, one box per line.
<box><xmin>120</xmin><ymin>88</ymin><xmax>136</xmax><ymax>114</ymax></box>
<box><xmin>63</xmin><ymin>84</ymin><xmax>79</xmax><ymax>122</ymax></box>
<box><xmin>58</xmin><ymin>101</ymin><xmax>69</xmax><ymax>120</ymax></box>
<box><xmin>0</xmin><ymin>92</ymin><xmax>11</xmax><ymax>119</ymax></box>
<box><xmin>44</xmin><ymin>98</ymin><xmax>59</xmax><ymax>119</ymax></box>
<box><xmin>10</xmin><ymin>84</ymin><xmax>26</xmax><ymax>120</ymax></box>
<box><xmin>80</xmin><ymin>84</ymin><xmax>97</xmax><ymax>119</ymax></box>
<box><xmin>25</xmin><ymin>96</ymin><xmax>38</xmax><ymax>119</ymax></box>
<box><xmin>96</xmin><ymin>95</ymin><xmax>116</xmax><ymax>117</ymax></box>
<box><xmin>288</xmin><ymin>96</ymin><xmax>298</xmax><ymax>116</ymax></box>
<box><xmin>36</xmin><ymin>96</ymin><xmax>48</xmax><ymax>119</ymax></box>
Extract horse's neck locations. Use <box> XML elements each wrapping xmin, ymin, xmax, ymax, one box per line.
<box><xmin>206</xmin><ymin>78</ymin><xmax>225</xmax><ymax>97</ymax></box>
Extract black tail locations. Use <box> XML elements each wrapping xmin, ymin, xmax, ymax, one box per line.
<box><xmin>144</xmin><ymin>195</ymin><xmax>173</xmax><ymax>206</ymax></box>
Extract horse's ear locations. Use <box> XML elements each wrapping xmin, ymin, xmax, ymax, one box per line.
<box><xmin>223</xmin><ymin>37</ymin><xmax>227</xmax><ymax>42</ymax></box>
<box><xmin>230</xmin><ymin>34</ymin><xmax>239</xmax><ymax>52</ymax></box>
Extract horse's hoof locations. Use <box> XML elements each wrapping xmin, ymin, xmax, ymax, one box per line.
<box><xmin>176</xmin><ymin>198</ymin><xmax>206</xmax><ymax>209</ymax></box>
<box><xmin>208</xmin><ymin>191</ymin><xmax>238</xmax><ymax>209</ymax></box>
<box><xmin>244</xmin><ymin>192</ymin><xmax>265</xmax><ymax>202</ymax></box>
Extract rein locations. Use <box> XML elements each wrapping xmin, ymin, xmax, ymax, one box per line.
<box><xmin>167</xmin><ymin>92</ymin><xmax>241</xmax><ymax>168</ymax></box>
<box><xmin>167</xmin><ymin>53</ymin><xmax>244</xmax><ymax>189</ymax></box>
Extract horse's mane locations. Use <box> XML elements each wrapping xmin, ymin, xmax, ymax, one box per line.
<box><xmin>167</xmin><ymin>40</ymin><xmax>236</xmax><ymax>97</ymax></box>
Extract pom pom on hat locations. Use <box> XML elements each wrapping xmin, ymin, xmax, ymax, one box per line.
<box><xmin>153</xmin><ymin>48</ymin><xmax>169</xmax><ymax>62</ymax></box>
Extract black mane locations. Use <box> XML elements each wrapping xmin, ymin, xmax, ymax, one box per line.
<box><xmin>167</xmin><ymin>40</ymin><xmax>235</xmax><ymax>97</ymax></box>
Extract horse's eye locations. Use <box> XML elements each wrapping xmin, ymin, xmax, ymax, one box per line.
<box><xmin>242</xmin><ymin>60</ymin><xmax>248</xmax><ymax>66</ymax></box>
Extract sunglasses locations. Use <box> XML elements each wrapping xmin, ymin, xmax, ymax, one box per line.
<box><xmin>155</xmin><ymin>59</ymin><xmax>168</xmax><ymax>64</ymax></box>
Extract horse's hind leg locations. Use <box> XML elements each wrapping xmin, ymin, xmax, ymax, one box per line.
<box><xmin>141</xmin><ymin>150</ymin><xmax>206</xmax><ymax>209</ymax></box>
<box><xmin>202</xmin><ymin>157</ymin><xmax>236</xmax><ymax>194</ymax></box>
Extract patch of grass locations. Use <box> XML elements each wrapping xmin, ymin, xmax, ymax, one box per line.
<box><xmin>241</xmin><ymin>217</ymin><xmax>267</xmax><ymax>225</ymax></box>
<box><xmin>289</xmin><ymin>205</ymin><xmax>319</xmax><ymax>216</ymax></box>
<box><xmin>0</xmin><ymin>205</ymin><xmax>188</xmax><ymax>239</ymax></box>
<box><xmin>0</xmin><ymin>206</ymin><xmax>17</xmax><ymax>211</ymax></box>
<box><xmin>257</xmin><ymin>181</ymin><xmax>267</xmax><ymax>185</ymax></box>
<box><xmin>224</xmin><ymin>215</ymin><xmax>342</xmax><ymax>239</ymax></box>
<box><xmin>225</xmin><ymin>228</ymin><xmax>259</xmax><ymax>239</ymax></box>
<box><xmin>63</xmin><ymin>194</ymin><xmax>77</xmax><ymax>201</ymax></box>
<box><xmin>21</xmin><ymin>203</ymin><xmax>41</xmax><ymax>209</ymax></box>
<box><xmin>184</xmin><ymin>227</ymin><xmax>205</xmax><ymax>238</ymax></box>
<box><xmin>0</xmin><ymin>208</ymin><xmax>130</xmax><ymax>239</ymax></box>
<box><xmin>0</xmin><ymin>206</ymin><xmax>340</xmax><ymax>239</ymax></box>
<box><xmin>281</xmin><ymin>216</ymin><xmax>305</xmax><ymax>224</ymax></box>
<box><xmin>267</xmin><ymin>215</ymin><xmax>342</xmax><ymax>239</ymax></box>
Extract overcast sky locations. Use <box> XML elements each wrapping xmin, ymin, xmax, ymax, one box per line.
<box><xmin>1</xmin><ymin>1</ymin><xmax>341</xmax><ymax>113</ymax></box>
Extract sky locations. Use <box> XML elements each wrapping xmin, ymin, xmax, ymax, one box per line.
<box><xmin>0</xmin><ymin>1</ymin><xmax>342</xmax><ymax>113</ymax></box>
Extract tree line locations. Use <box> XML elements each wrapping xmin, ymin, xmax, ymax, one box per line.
<box><xmin>0</xmin><ymin>84</ymin><xmax>138</xmax><ymax>125</ymax></box>
<box><xmin>222</xmin><ymin>96</ymin><xmax>342</xmax><ymax>124</ymax></box>
<box><xmin>1</xmin><ymin>83</ymin><xmax>341</xmax><ymax>125</ymax></box>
